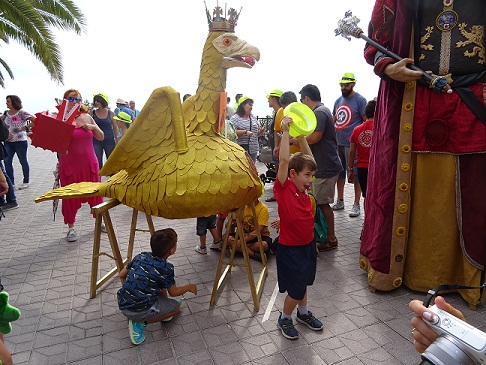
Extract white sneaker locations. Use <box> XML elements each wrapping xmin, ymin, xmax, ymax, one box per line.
<box><xmin>209</xmin><ymin>240</ymin><xmax>222</xmax><ymax>251</ymax></box>
<box><xmin>67</xmin><ymin>228</ymin><xmax>77</xmax><ymax>242</ymax></box>
<box><xmin>18</xmin><ymin>183</ymin><xmax>29</xmax><ymax>190</ymax></box>
<box><xmin>100</xmin><ymin>223</ymin><xmax>107</xmax><ymax>233</ymax></box>
<box><xmin>349</xmin><ymin>203</ymin><xmax>360</xmax><ymax>217</ymax></box>
<box><xmin>331</xmin><ymin>200</ymin><xmax>345</xmax><ymax>210</ymax></box>
<box><xmin>195</xmin><ymin>245</ymin><xmax>207</xmax><ymax>255</ymax></box>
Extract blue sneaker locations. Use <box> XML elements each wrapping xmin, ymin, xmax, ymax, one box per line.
<box><xmin>128</xmin><ymin>319</ymin><xmax>146</xmax><ymax>345</ymax></box>
<box><xmin>161</xmin><ymin>298</ymin><xmax>183</xmax><ymax>323</ymax></box>
<box><xmin>277</xmin><ymin>314</ymin><xmax>298</xmax><ymax>340</ymax></box>
<box><xmin>296</xmin><ymin>310</ymin><xmax>323</xmax><ymax>331</ymax></box>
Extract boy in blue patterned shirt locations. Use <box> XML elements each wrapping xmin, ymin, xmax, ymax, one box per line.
<box><xmin>117</xmin><ymin>228</ymin><xmax>197</xmax><ymax>345</ymax></box>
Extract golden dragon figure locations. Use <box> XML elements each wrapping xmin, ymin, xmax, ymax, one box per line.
<box><xmin>35</xmin><ymin>4</ymin><xmax>262</xmax><ymax>219</ymax></box>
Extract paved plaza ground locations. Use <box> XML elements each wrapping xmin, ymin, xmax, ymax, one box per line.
<box><xmin>1</xmin><ymin>143</ymin><xmax>484</xmax><ymax>365</ymax></box>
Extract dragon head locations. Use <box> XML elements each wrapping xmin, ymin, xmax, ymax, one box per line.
<box><xmin>212</xmin><ymin>32</ymin><xmax>260</xmax><ymax>69</ymax></box>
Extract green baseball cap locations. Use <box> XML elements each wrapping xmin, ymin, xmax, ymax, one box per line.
<box><xmin>113</xmin><ymin>111</ymin><xmax>132</xmax><ymax>124</ymax></box>
<box><xmin>339</xmin><ymin>72</ymin><xmax>357</xmax><ymax>84</ymax></box>
<box><xmin>266</xmin><ymin>89</ymin><xmax>283</xmax><ymax>99</ymax></box>
<box><xmin>93</xmin><ymin>92</ymin><xmax>109</xmax><ymax>104</ymax></box>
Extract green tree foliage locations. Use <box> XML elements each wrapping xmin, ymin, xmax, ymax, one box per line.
<box><xmin>0</xmin><ymin>0</ymin><xmax>87</xmax><ymax>87</ymax></box>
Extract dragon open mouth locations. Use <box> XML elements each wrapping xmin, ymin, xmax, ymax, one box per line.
<box><xmin>223</xmin><ymin>55</ymin><xmax>256</xmax><ymax>68</ymax></box>
<box><xmin>235</xmin><ymin>56</ymin><xmax>256</xmax><ymax>67</ymax></box>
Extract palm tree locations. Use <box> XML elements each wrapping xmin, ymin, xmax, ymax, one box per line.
<box><xmin>0</xmin><ymin>0</ymin><xmax>87</xmax><ymax>87</ymax></box>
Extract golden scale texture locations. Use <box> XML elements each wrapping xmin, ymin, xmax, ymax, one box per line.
<box><xmin>35</xmin><ymin>30</ymin><xmax>262</xmax><ymax>219</ymax></box>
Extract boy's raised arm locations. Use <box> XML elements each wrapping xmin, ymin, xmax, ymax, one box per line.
<box><xmin>297</xmin><ymin>135</ymin><xmax>313</xmax><ymax>157</ymax></box>
<box><xmin>277</xmin><ymin>116</ymin><xmax>292</xmax><ymax>185</ymax></box>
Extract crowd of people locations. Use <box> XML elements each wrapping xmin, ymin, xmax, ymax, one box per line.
<box><xmin>0</xmin><ymin>91</ymin><xmax>141</xmax><ymax>237</ymax></box>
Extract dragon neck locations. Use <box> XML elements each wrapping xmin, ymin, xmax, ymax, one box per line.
<box><xmin>187</xmin><ymin>32</ymin><xmax>228</xmax><ymax>135</ymax></box>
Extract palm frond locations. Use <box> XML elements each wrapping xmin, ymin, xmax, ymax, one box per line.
<box><xmin>30</xmin><ymin>0</ymin><xmax>87</xmax><ymax>34</ymax></box>
<box><xmin>0</xmin><ymin>0</ymin><xmax>87</xmax><ymax>86</ymax></box>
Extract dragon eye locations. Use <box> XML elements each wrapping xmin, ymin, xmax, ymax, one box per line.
<box><xmin>222</xmin><ymin>37</ymin><xmax>233</xmax><ymax>46</ymax></box>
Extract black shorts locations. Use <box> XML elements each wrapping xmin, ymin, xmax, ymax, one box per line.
<box><xmin>357</xmin><ymin>168</ymin><xmax>368</xmax><ymax>198</ymax></box>
<box><xmin>246</xmin><ymin>235</ymin><xmax>272</xmax><ymax>248</ymax></box>
<box><xmin>196</xmin><ymin>215</ymin><xmax>216</xmax><ymax>236</ymax></box>
<box><xmin>276</xmin><ymin>240</ymin><xmax>316</xmax><ymax>300</ymax></box>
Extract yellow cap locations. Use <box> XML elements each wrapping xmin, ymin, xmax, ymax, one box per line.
<box><xmin>113</xmin><ymin>111</ymin><xmax>132</xmax><ymax>124</ymax></box>
<box><xmin>236</xmin><ymin>96</ymin><xmax>252</xmax><ymax>107</ymax></box>
<box><xmin>266</xmin><ymin>89</ymin><xmax>283</xmax><ymax>99</ymax></box>
<box><xmin>93</xmin><ymin>92</ymin><xmax>109</xmax><ymax>104</ymax></box>
<box><xmin>339</xmin><ymin>72</ymin><xmax>357</xmax><ymax>84</ymax></box>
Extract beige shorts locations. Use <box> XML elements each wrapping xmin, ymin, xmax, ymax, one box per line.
<box><xmin>311</xmin><ymin>174</ymin><xmax>339</xmax><ymax>205</ymax></box>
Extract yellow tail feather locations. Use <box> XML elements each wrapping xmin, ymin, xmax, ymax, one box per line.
<box><xmin>35</xmin><ymin>182</ymin><xmax>102</xmax><ymax>203</ymax></box>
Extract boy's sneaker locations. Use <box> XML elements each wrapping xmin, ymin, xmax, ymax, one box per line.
<box><xmin>100</xmin><ymin>223</ymin><xmax>107</xmax><ymax>233</ymax></box>
<box><xmin>67</xmin><ymin>228</ymin><xmax>77</xmax><ymax>242</ymax></box>
<box><xmin>195</xmin><ymin>245</ymin><xmax>207</xmax><ymax>255</ymax></box>
<box><xmin>296</xmin><ymin>310</ymin><xmax>323</xmax><ymax>331</ymax></box>
<box><xmin>209</xmin><ymin>240</ymin><xmax>222</xmax><ymax>251</ymax></box>
<box><xmin>128</xmin><ymin>319</ymin><xmax>146</xmax><ymax>345</ymax></box>
<box><xmin>18</xmin><ymin>183</ymin><xmax>29</xmax><ymax>190</ymax></box>
<box><xmin>331</xmin><ymin>199</ymin><xmax>344</xmax><ymax>210</ymax></box>
<box><xmin>277</xmin><ymin>314</ymin><xmax>298</xmax><ymax>340</ymax></box>
<box><xmin>349</xmin><ymin>203</ymin><xmax>360</xmax><ymax>217</ymax></box>
<box><xmin>2</xmin><ymin>202</ymin><xmax>19</xmax><ymax>211</ymax></box>
<box><xmin>161</xmin><ymin>298</ymin><xmax>183</xmax><ymax>323</ymax></box>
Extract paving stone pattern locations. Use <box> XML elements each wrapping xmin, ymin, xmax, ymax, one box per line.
<box><xmin>1</xmin><ymin>144</ymin><xmax>484</xmax><ymax>364</ymax></box>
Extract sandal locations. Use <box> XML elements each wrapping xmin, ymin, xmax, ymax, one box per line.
<box><xmin>265</xmin><ymin>195</ymin><xmax>277</xmax><ymax>202</ymax></box>
<box><xmin>317</xmin><ymin>238</ymin><xmax>338</xmax><ymax>252</ymax></box>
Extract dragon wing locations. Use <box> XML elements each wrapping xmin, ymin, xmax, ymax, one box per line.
<box><xmin>100</xmin><ymin>86</ymin><xmax>187</xmax><ymax>176</ymax></box>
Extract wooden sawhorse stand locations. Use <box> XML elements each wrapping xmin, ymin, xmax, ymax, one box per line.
<box><xmin>210</xmin><ymin>202</ymin><xmax>268</xmax><ymax>311</ymax></box>
<box><xmin>89</xmin><ymin>199</ymin><xmax>155</xmax><ymax>298</ymax></box>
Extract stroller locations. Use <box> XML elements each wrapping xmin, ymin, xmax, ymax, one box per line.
<box><xmin>257</xmin><ymin>118</ymin><xmax>277</xmax><ymax>184</ymax></box>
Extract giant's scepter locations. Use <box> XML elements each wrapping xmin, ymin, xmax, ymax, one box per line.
<box><xmin>335</xmin><ymin>11</ymin><xmax>452</xmax><ymax>94</ymax></box>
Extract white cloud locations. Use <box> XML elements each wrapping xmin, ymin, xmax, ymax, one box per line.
<box><xmin>1</xmin><ymin>0</ymin><xmax>379</xmax><ymax>118</ymax></box>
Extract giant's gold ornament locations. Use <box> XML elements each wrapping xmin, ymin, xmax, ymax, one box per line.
<box><xmin>35</xmin><ymin>4</ymin><xmax>262</xmax><ymax>219</ymax></box>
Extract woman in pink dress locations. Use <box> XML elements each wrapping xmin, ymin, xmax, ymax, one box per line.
<box><xmin>59</xmin><ymin>89</ymin><xmax>104</xmax><ymax>242</ymax></box>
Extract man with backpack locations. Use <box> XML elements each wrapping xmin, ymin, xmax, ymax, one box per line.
<box><xmin>300</xmin><ymin>84</ymin><xmax>342</xmax><ymax>251</ymax></box>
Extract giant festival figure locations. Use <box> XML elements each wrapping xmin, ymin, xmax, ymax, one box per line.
<box><xmin>359</xmin><ymin>0</ymin><xmax>485</xmax><ymax>307</ymax></box>
<box><xmin>36</xmin><ymin>3</ymin><xmax>262</xmax><ymax>219</ymax></box>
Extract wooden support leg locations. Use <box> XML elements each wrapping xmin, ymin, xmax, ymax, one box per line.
<box><xmin>90</xmin><ymin>214</ymin><xmax>103</xmax><ymax>299</ymax></box>
<box><xmin>90</xmin><ymin>200</ymin><xmax>152</xmax><ymax>299</ymax></box>
<box><xmin>210</xmin><ymin>203</ymin><xmax>268</xmax><ymax>311</ymax></box>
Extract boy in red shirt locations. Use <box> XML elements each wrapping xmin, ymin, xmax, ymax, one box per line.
<box><xmin>273</xmin><ymin>116</ymin><xmax>322</xmax><ymax>340</ymax></box>
<box><xmin>348</xmin><ymin>99</ymin><xmax>376</xmax><ymax>203</ymax></box>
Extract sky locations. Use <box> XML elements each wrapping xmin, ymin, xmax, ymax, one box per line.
<box><xmin>1</xmin><ymin>0</ymin><xmax>379</xmax><ymax>118</ymax></box>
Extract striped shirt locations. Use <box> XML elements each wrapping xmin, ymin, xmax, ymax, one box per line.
<box><xmin>231</xmin><ymin>114</ymin><xmax>259</xmax><ymax>155</ymax></box>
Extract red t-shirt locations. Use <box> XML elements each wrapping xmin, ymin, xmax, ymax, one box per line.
<box><xmin>273</xmin><ymin>178</ymin><xmax>314</xmax><ymax>246</ymax></box>
<box><xmin>349</xmin><ymin>119</ymin><xmax>373</xmax><ymax>168</ymax></box>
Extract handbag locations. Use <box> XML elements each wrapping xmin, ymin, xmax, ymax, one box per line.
<box><xmin>239</xmin><ymin>116</ymin><xmax>253</xmax><ymax>153</ymax></box>
<box><xmin>309</xmin><ymin>193</ymin><xmax>328</xmax><ymax>243</ymax></box>
<box><xmin>0</xmin><ymin>118</ymin><xmax>9</xmax><ymax>142</ymax></box>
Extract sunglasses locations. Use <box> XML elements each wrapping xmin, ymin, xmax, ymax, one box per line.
<box><xmin>66</xmin><ymin>97</ymin><xmax>82</xmax><ymax>102</ymax></box>
<box><xmin>340</xmin><ymin>83</ymin><xmax>352</xmax><ymax>87</ymax></box>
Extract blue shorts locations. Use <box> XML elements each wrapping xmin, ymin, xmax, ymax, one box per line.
<box><xmin>276</xmin><ymin>240</ymin><xmax>316</xmax><ymax>300</ymax></box>
<box><xmin>196</xmin><ymin>215</ymin><xmax>217</xmax><ymax>236</ymax></box>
